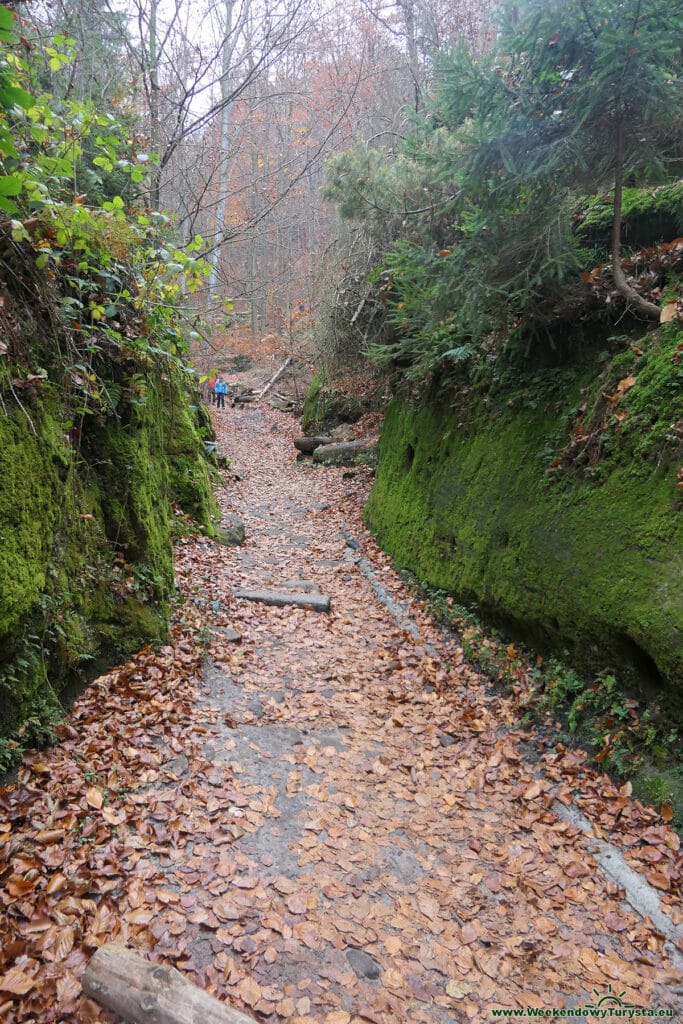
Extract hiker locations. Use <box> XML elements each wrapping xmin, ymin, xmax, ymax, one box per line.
<box><xmin>207</xmin><ymin>374</ymin><xmax>217</xmax><ymax>405</ymax></box>
<box><xmin>214</xmin><ymin>378</ymin><xmax>227</xmax><ymax>409</ymax></box>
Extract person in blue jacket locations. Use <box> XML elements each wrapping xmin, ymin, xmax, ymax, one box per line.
<box><xmin>214</xmin><ymin>378</ymin><xmax>227</xmax><ymax>409</ymax></box>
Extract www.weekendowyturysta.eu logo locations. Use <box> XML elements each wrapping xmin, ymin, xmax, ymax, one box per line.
<box><xmin>490</xmin><ymin>984</ymin><xmax>675</xmax><ymax>1019</ymax></box>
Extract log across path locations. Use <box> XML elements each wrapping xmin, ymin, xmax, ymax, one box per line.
<box><xmin>0</xmin><ymin>399</ymin><xmax>682</xmax><ymax>1023</ymax></box>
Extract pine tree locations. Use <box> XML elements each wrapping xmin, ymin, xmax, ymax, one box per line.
<box><xmin>437</xmin><ymin>0</ymin><xmax>683</xmax><ymax>318</ymax></box>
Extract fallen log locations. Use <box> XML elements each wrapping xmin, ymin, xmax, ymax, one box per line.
<box><xmin>233</xmin><ymin>588</ymin><xmax>330</xmax><ymax>612</ymax></box>
<box><xmin>256</xmin><ymin>357</ymin><xmax>292</xmax><ymax>400</ymax></box>
<box><xmin>312</xmin><ymin>438</ymin><xmax>377</xmax><ymax>466</ymax></box>
<box><xmin>293</xmin><ymin>435</ymin><xmax>332</xmax><ymax>454</ymax></box>
<box><xmin>82</xmin><ymin>943</ymin><xmax>258</xmax><ymax>1024</ymax></box>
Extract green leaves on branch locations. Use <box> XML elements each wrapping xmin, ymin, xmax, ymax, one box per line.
<box><xmin>0</xmin><ymin>4</ymin><xmax>211</xmax><ymax>414</ymax></box>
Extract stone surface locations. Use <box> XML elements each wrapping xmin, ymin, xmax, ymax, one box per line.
<box><xmin>329</xmin><ymin>423</ymin><xmax>356</xmax><ymax>442</ymax></box>
<box><xmin>217</xmin><ymin>513</ymin><xmax>246</xmax><ymax>546</ymax></box>
<box><xmin>279</xmin><ymin>580</ymin><xmax>321</xmax><ymax>593</ymax></box>
<box><xmin>214</xmin><ymin>627</ymin><xmax>242</xmax><ymax>642</ymax></box>
<box><xmin>269</xmin><ymin>397</ymin><xmax>293</xmax><ymax>412</ymax></box>
<box><xmin>346</xmin><ymin>948</ymin><xmax>381</xmax><ymax>980</ymax></box>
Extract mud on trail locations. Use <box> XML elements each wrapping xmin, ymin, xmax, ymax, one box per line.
<box><xmin>1</xmin><ymin>401</ymin><xmax>682</xmax><ymax>1023</ymax></box>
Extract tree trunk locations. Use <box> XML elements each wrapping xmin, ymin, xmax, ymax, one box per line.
<box><xmin>256</xmin><ymin>356</ymin><xmax>292</xmax><ymax>398</ymax></box>
<box><xmin>82</xmin><ymin>944</ymin><xmax>258</xmax><ymax>1024</ymax></box>
<box><xmin>611</xmin><ymin>113</ymin><xmax>660</xmax><ymax>320</ymax></box>
<box><xmin>209</xmin><ymin>0</ymin><xmax>238</xmax><ymax>297</ymax></box>
<box><xmin>148</xmin><ymin>0</ymin><xmax>161</xmax><ymax>210</ymax></box>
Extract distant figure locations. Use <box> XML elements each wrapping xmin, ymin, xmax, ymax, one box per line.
<box><xmin>207</xmin><ymin>374</ymin><xmax>217</xmax><ymax>405</ymax></box>
<box><xmin>214</xmin><ymin>378</ymin><xmax>227</xmax><ymax>409</ymax></box>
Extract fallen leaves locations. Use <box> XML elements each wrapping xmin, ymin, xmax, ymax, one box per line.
<box><xmin>446</xmin><ymin>978</ymin><xmax>472</xmax><ymax>999</ymax></box>
<box><xmin>325</xmin><ymin>1011</ymin><xmax>351</xmax><ymax>1024</ymax></box>
<box><xmin>0</xmin><ymin>397</ymin><xmax>680</xmax><ymax>1024</ymax></box>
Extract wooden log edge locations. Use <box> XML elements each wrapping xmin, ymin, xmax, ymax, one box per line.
<box><xmin>82</xmin><ymin>943</ymin><xmax>258</xmax><ymax>1024</ymax></box>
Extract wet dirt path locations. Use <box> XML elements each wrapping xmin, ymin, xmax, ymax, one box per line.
<box><xmin>174</xmin><ymin>403</ymin><xmax>682</xmax><ymax>1022</ymax></box>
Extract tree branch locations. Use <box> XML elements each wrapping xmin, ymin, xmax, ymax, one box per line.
<box><xmin>578</xmin><ymin>0</ymin><xmax>598</xmax><ymax>39</ymax></box>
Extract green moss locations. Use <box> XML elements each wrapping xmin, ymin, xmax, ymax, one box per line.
<box><xmin>578</xmin><ymin>182</ymin><xmax>683</xmax><ymax>251</ymax></box>
<box><xmin>0</xmin><ymin>410</ymin><xmax>56</xmax><ymax>639</ymax></box>
<box><xmin>163</xmin><ymin>387</ymin><xmax>218</xmax><ymax>527</ymax></box>
<box><xmin>0</xmin><ymin>363</ymin><xmax>217</xmax><ymax>751</ymax></box>
<box><xmin>366</xmin><ymin>330</ymin><xmax>683</xmax><ymax>719</ymax></box>
<box><xmin>302</xmin><ymin>372</ymin><xmax>363</xmax><ymax>432</ymax></box>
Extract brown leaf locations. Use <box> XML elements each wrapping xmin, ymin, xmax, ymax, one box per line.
<box><xmin>101</xmin><ymin>806</ymin><xmax>123</xmax><ymax>825</ymax></box>
<box><xmin>272</xmin><ymin>876</ymin><xmax>297</xmax><ymax>895</ymax></box>
<box><xmin>295</xmin><ymin>922</ymin><xmax>320</xmax><ymax>949</ymax></box>
<box><xmin>522</xmin><ymin>780</ymin><xmax>543</xmax><ymax>801</ymax></box>
<box><xmin>232</xmin><ymin>875</ymin><xmax>258</xmax><ymax>889</ymax></box>
<box><xmin>418</xmin><ymin>895</ymin><xmax>439</xmax><ymax>921</ymax></box>
<box><xmin>85</xmin><ymin>786</ymin><xmax>103</xmax><ymax>809</ymax></box>
<box><xmin>0</xmin><ymin>967</ymin><xmax>38</xmax><ymax>994</ymax></box>
<box><xmin>276</xmin><ymin>997</ymin><xmax>296</xmax><ymax>1016</ymax></box>
<box><xmin>55</xmin><ymin>971</ymin><xmax>81</xmax><ymax>1009</ymax></box>
<box><xmin>616</xmin><ymin>375</ymin><xmax>637</xmax><ymax>394</ymax></box>
<box><xmin>236</xmin><ymin>975</ymin><xmax>262</xmax><ymax>1007</ymax></box>
<box><xmin>52</xmin><ymin>925</ymin><xmax>75</xmax><ymax>961</ymax></box>
<box><xmin>446</xmin><ymin>979</ymin><xmax>472</xmax><ymax>999</ymax></box>
<box><xmin>660</xmin><ymin>301</ymin><xmax>678</xmax><ymax>324</ymax></box>
<box><xmin>34</xmin><ymin>828</ymin><xmax>65</xmax><ymax>843</ymax></box>
<box><xmin>215</xmin><ymin>898</ymin><xmax>242</xmax><ymax>921</ymax></box>
<box><xmin>286</xmin><ymin>892</ymin><xmax>308</xmax><ymax>915</ymax></box>
<box><xmin>325</xmin><ymin>1012</ymin><xmax>351</xmax><ymax>1024</ymax></box>
<box><xmin>125</xmin><ymin>908</ymin><xmax>154</xmax><ymax>925</ymax></box>
<box><xmin>647</xmin><ymin>869</ymin><xmax>671</xmax><ymax>890</ymax></box>
<box><xmin>46</xmin><ymin>872</ymin><xmax>67</xmax><ymax>895</ymax></box>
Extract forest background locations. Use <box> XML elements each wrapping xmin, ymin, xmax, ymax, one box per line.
<box><xmin>5</xmin><ymin>0</ymin><xmax>496</xmax><ymax>348</ymax></box>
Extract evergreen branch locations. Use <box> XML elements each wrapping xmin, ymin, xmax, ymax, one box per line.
<box><xmin>578</xmin><ymin>0</ymin><xmax>598</xmax><ymax>39</ymax></box>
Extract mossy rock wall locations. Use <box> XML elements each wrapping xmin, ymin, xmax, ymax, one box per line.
<box><xmin>302</xmin><ymin>372</ymin><xmax>363</xmax><ymax>433</ymax></box>
<box><xmin>365</xmin><ymin>328</ymin><xmax>683</xmax><ymax>718</ymax></box>
<box><xmin>578</xmin><ymin>181</ymin><xmax>683</xmax><ymax>252</ymax></box>
<box><xmin>0</xmin><ymin>367</ymin><xmax>217</xmax><ymax>747</ymax></box>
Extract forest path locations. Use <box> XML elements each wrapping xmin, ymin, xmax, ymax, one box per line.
<box><xmin>1</xmin><ymin>401</ymin><xmax>682</xmax><ymax>1024</ymax></box>
<box><xmin>174</xmin><ymin>402</ymin><xmax>683</xmax><ymax>1021</ymax></box>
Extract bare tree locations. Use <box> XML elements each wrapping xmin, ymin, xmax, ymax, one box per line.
<box><xmin>104</xmin><ymin>0</ymin><xmax>310</xmax><ymax>210</ymax></box>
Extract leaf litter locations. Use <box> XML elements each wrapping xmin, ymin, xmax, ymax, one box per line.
<box><xmin>0</xmin><ymin>400</ymin><xmax>681</xmax><ymax>1022</ymax></box>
